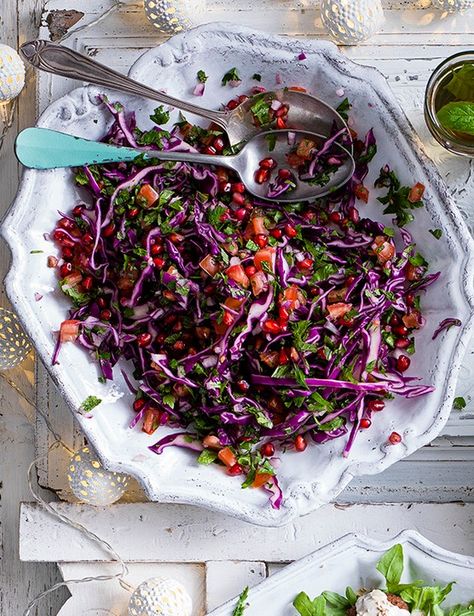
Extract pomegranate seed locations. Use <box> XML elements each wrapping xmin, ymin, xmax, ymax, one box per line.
<box><xmin>262</xmin><ymin>319</ymin><xmax>281</xmax><ymax>334</ymax></box>
<box><xmin>128</xmin><ymin>207</ymin><xmax>140</xmax><ymax>219</ymax></box>
<box><xmin>204</xmin><ymin>284</ymin><xmax>216</xmax><ymax>296</ymax></box>
<box><xmin>72</xmin><ymin>205</ymin><xmax>83</xmax><ymax>217</ymax></box>
<box><xmin>297</xmin><ymin>258</ymin><xmax>313</xmax><ymax>271</ymax></box>
<box><xmin>275</xmin><ymin>105</ymin><xmax>288</xmax><ymax>118</ymax></box>
<box><xmin>232</xmin><ymin>193</ymin><xmax>245</xmax><ymax>206</ymax></box>
<box><xmin>47</xmin><ymin>256</ymin><xmax>58</xmax><ymax>268</ymax></box>
<box><xmin>329</xmin><ymin>211</ymin><xmax>343</xmax><ymax>224</ymax></box>
<box><xmin>102</xmin><ymin>223</ymin><xmax>115</xmax><ymax>238</ymax></box>
<box><xmin>62</xmin><ymin>247</ymin><xmax>73</xmax><ymax>261</ymax></box>
<box><xmin>169</xmin><ymin>233</ymin><xmax>184</xmax><ymax>244</ymax></box>
<box><xmin>232</xmin><ymin>182</ymin><xmax>245</xmax><ymax>193</ymax></box>
<box><xmin>97</xmin><ymin>297</ymin><xmax>107</xmax><ymax>309</ymax></box>
<box><xmin>238</xmin><ymin>94</ymin><xmax>249</xmax><ymax>104</ymax></box>
<box><xmin>156</xmin><ymin>333</ymin><xmax>166</xmax><ymax>344</ymax></box>
<box><xmin>388</xmin><ymin>431</ymin><xmax>402</xmax><ymax>445</ymax></box>
<box><xmin>220</xmin><ymin>211</ymin><xmax>230</xmax><ymax>222</ymax></box>
<box><xmin>203</xmin><ymin>145</ymin><xmax>217</xmax><ymax>155</ymax></box>
<box><xmin>222</xmin><ymin>311</ymin><xmax>234</xmax><ymax>326</ymax></box>
<box><xmin>346</xmin><ymin>275</ymin><xmax>356</xmax><ymax>286</ymax></box>
<box><xmin>60</xmin><ymin>262</ymin><xmax>73</xmax><ymax>278</ymax></box>
<box><xmin>137</xmin><ymin>332</ymin><xmax>152</xmax><ymax>347</ymax></box>
<box><xmin>270</xmin><ymin>228</ymin><xmax>283</xmax><ymax>239</ymax></box>
<box><xmin>153</xmin><ymin>257</ymin><xmax>165</xmax><ymax>269</ymax></box>
<box><xmin>213</xmin><ymin>136</ymin><xmax>225</xmax><ymax>152</ymax></box>
<box><xmin>278</xmin><ymin>348</ymin><xmax>289</xmax><ymax>365</ymax></box>
<box><xmin>82</xmin><ymin>276</ymin><xmax>94</xmax><ymax>291</ymax></box>
<box><xmin>245</xmin><ymin>265</ymin><xmax>257</xmax><ymax>277</ymax></box>
<box><xmin>259</xmin><ymin>157</ymin><xmax>276</xmax><ymax>170</ymax></box>
<box><xmin>58</xmin><ymin>217</ymin><xmax>75</xmax><ymax>230</ymax></box>
<box><xmin>261</xmin><ymin>442</ymin><xmax>275</xmax><ymax>457</ymax></box>
<box><xmin>227</xmin><ymin>463</ymin><xmax>243</xmax><ymax>476</ymax></box>
<box><xmin>393</xmin><ymin>325</ymin><xmax>409</xmax><ymax>336</ymax></box>
<box><xmin>53</xmin><ymin>230</ymin><xmax>75</xmax><ymax>248</ymax></box>
<box><xmin>284</xmin><ymin>224</ymin><xmax>298</xmax><ymax>238</ymax></box>
<box><xmin>279</xmin><ymin>305</ymin><xmax>290</xmax><ymax>321</ymax></box>
<box><xmin>367</xmin><ymin>399</ymin><xmax>385</xmax><ymax>412</ymax></box>
<box><xmin>397</xmin><ymin>355</ymin><xmax>411</xmax><ymax>372</ymax></box>
<box><xmin>172</xmin><ymin>320</ymin><xmax>183</xmax><ymax>332</ymax></box>
<box><xmin>294</xmin><ymin>435</ymin><xmax>307</xmax><ymax>452</ymax></box>
<box><xmin>360</xmin><ymin>418</ymin><xmax>372</xmax><ymax>429</ymax></box>
<box><xmin>255</xmin><ymin>234</ymin><xmax>268</xmax><ymax>248</ymax></box>
<box><xmin>348</xmin><ymin>207</ymin><xmax>359</xmax><ymax>223</ymax></box>
<box><xmin>133</xmin><ymin>398</ymin><xmax>145</xmax><ymax>412</ymax></box>
<box><xmin>276</xmin><ymin>117</ymin><xmax>286</xmax><ymax>129</ymax></box>
<box><xmin>278</xmin><ymin>168</ymin><xmax>292</xmax><ymax>180</ymax></box>
<box><xmin>389</xmin><ymin>314</ymin><xmax>401</xmax><ymax>326</ymax></box>
<box><xmin>219</xmin><ymin>180</ymin><xmax>232</xmax><ymax>193</ymax></box>
<box><xmin>227</xmin><ymin>99</ymin><xmax>239</xmax><ymax>110</ymax></box>
<box><xmin>236</xmin><ymin>379</ymin><xmax>250</xmax><ymax>392</ymax></box>
<box><xmin>100</xmin><ymin>309</ymin><xmax>112</xmax><ymax>321</ymax></box>
<box><xmin>83</xmin><ymin>233</ymin><xmax>94</xmax><ymax>245</ymax></box>
<box><xmin>234</xmin><ymin>207</ymin><xmax>247</xmax><ymax>220</ymax></box>
<box><xmin>151</xmin><ymin>244</ymin><xmax>163</xmax><ymax>255</ymax></box>
<box><xmin>395</xmin><ymin>337</ymin><xmax>410</xmax><ymax>349</ymax></box>
<box><xmin>255</xmin><ymin>168</ymin><xmax>270</xmax><ymax>184</ymax></box>
<box><xmin>406</xmin><ymin>293</ymin><xmax>415</xmax><ymax>307</ymax></box>
<box><xmin>173</xmin><ymin>340</ymin><xmax>186</xmax><ymax>352</ymax></box>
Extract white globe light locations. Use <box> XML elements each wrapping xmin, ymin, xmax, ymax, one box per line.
<box><xmin>0</xmin><ymin>44</ymin><xmax>25</xmax><ymax>102</ymax></box>
<box><xmin>128</xmin><ymin>577</ymin><xmax>192</xmax><ymax>616</ymax></box>
<box><xmin>431</xmin><ymin>0</ymin><xmax>473</xmax><ymax>12</ymax></box>
<box><xmin>320</xmin><ymin>0</ymin><xmax>384</xmax><ymax>45</ymax></box>
<box><xmin>143</xmin><ymin>0</ymin><xmax>206</xmax><ymax>34</ymax></box>
<box><xmin>67</xmin><ymin>445</ymin><xmax>130</xmax><ymax>506</ymax></box>
<box><xmin>0</xmin><ymin>307</ymin><xmax>31</xmax><ymax>370</ymax></box>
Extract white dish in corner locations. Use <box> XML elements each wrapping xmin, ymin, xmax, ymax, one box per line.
<box><xmin>2</xmin><ymin>23</ymin><xmax>474</xmax><ymax>526</ymax></box>
<box><xmin>209</xmin><ymin>530</ymin><xmax>474</xmax><ymax>615</ymax></box>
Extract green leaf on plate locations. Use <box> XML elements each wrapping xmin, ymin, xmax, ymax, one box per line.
<box><xmin>437</xmin><ymin>101</ymin><xmax>474</xmax><ymax>136</ymax></box>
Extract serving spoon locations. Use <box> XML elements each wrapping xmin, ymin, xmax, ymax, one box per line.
<box><xmin>20</xmin><ymin>40</ymin><xmax>349</xmax><ymax>147</ymax></box>
<box><xmin>16</xmin><ymin>127</ymin><xmax>355</xmax><ymax>203</ymax></box>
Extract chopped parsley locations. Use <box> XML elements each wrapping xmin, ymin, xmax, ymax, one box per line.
<box><xmin>453</xmin><ymin>396</ymin><xmax>466</xmax><ymax>410</ymax></box>
<box><xmin>149</xmin><ymin>105</ymin><xmax>170</xmax><ymax>125</ymax></box>
<box><xmin>429</xmin><ymin>228</ymin><xmax>443</xmax><ymax>240</ymax></box>
<box><xmin>252</xmin><ymin>73</ymin><xmax>262</xmax><ymax>81</ymax></box>
<box><xmin>375</xmin><ymin>166</ymin><xmax>425</xmax><ymax>227</ymax></box>
<box><xmin>80</xmin><ymin>395</ymin><xmax>102</xmax><ymax>413</ymax></box>
<box><xmin>336</xmin><ymin>97</ymin><xmax>351</xmax><ymax>121</ymax></box>
<box><xmin>250</xmin><ymin>94</ymin><xmax>272</xmax><ymax>126</ymax></box>
<box><xmin>222</xmin><ymin>67</ymin><xmax>241</xmax><ymax>85</ymax></box>
<box><xmin>197</xmin><ymin>69</ymin><xmax>208</xmax><ymax>83</ymax></box>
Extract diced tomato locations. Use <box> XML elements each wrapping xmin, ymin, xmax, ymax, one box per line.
<box><xmin>199</xmin><ymin>254</ymin><xmax>220</xmax><ymax>277</ymax></box>
<box><xmin>137</xmin><ymin>184</ymin><xmax>159</xmax><ymax>208</ymax></box>
<box><xmin>259</xmin><ymin>350</ymin><xmax>279</xmax><ymax>368</ymax></box>
<box><xmin>224</xmin><ymin>297</ymin><xmax>245</xmax><ymax>311</ymax></box>
<box><xmin>59</xmin><ymin>319</ymin><xmax>80</xmax><ymax>343</ymax></box>
<box><xmin>282</xmin><ymin>284</ymin><xmax>306</xmax><ymax>312</ymax></box>
<box><xmin>405</xmin><ymin>263</ymin><xmax>422</xmax><ymax>281</ymax></box>
<box><xmin>226</xmin><ymin>264</ymin><xmax>250</xmax><ymax>288</ymax></box>
<box><xmin>288</xmin><ymin>86</ymin><xmax>307</xmax><ymax>92</ymax></box>
<box><xmin>287</xmin><ymin>152</ymin><xmax>305</xmax><ymax>168</ymax></box>
<box><xmin>327</xmin><ymin>288</ymin><xmax>347</xmax><ymax>303</ymax></box>
<box><xmin>203</xmin><ymin>435</ymin><xmax>221</xmax><ymax>450</ymax></box>
<box><xmin>402</xmin><ymin>311</ymin><xmax>421</xmax><ymax>329</ymax></box>
<box><xmin>372</xmin><ymin>236</ymin><xmax>395</xmax><ymax>264</ymax></box>
<box><xmin>408</xmin><ymin>182</ymin><xmax>425</xmax><ymax>203</ymax></box>
<box><xmin>63</xmin><ymin>272</ymin><xmax>82</xmax><ymax>287</ymax></box>
<box><xmin>250</xmin><ymin>271</ymin><xmax>268</xmax><ymax>296</ymax></box>
<box><xmin>245</xmin><ymin>215</ymin><xmax>268</xmax><ymax>239</ymax></box>
<box><xmin>142</xmin><ymin>407</ymin><xmax>162</xmax><ymax>435</ymax></box>
<box><xmin>254</xmin><ymin>247</ymin><xmax>276</xmax><ymax>272</ymax></box>
<box><xmin>251</xmin><ymin>473</ymin><xmax>273</xmax><ymax>488</ymax></box>
<box><xmin>296</xmin><ymin>138</ymin><xmax>316</xmax><ymax>160</ymax></box>
<box><xmin>354</xmin><ymin>183</ymin><xmax>369</xmax><ymax>203</ymax></box>
<box><xmin>218</xmin><ymin>447</ymin><xmax>237</xmax><ymax>467</ymax></box>
<box><xmin>327</xmin><ymin>302</ymin><xmax>352</xmax><ymax>320</ymax></box>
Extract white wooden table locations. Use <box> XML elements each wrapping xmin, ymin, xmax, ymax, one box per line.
<box><xmin>2</xmin><ymin>1</ymin><xmax>474</xmax><ymax>614</ymax></box>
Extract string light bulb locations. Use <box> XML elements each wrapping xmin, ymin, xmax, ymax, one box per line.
<box><xmin>0</xmin><ymin>307</ymin><xmax>31</xmax><ymax>370</ymax></box>
<box><xmin>320</xmin><ymin>0</ymin><xmax>384</xmax><ymax>44</ymax></box>
<box><xmin>128</xmin><ymin>577</ymin><xmax>192</xmax><ymax>616</ymax></box>
<box><xmin>67</xmin><ymin>445</ymin><xmax>130</xmax><ymax>506</ymax></box>
<box><xmin>0</xmin><ymin>44</ymin><xmax>25</xmax><ymax>103</ymax></box>
<box><xmin>143</xmin><ymin>0</ymin><xmax>206</xmax><ymax>34</ymax></box>
<box><xmin>431</xmin><ymin>0</ymin><xmax>473</xmax><ymax>11</ymax></box>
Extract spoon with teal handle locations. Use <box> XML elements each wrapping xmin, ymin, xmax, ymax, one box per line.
<box><xmin>16</xmin><ymin>127</ymin><xmax>355</xmax><ymax>203</ymax></box>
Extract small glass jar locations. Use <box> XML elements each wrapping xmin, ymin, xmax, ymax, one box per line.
<box><xmin>424</xmin><ymin>50</ymin><xmax>474</xmax><ymax>158</ymax></box>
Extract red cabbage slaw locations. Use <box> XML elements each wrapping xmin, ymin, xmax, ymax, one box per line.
<box><xmin>49</xmin><ymin>86</ymin><xmax>439</xmax><ymax>509</ymax></box>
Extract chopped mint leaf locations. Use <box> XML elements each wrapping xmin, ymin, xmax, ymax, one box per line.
<box><xmin>376</xmin><ymin>543</ymin><xmax>403</xmax><ymax>592</ymax></box>
<box><xmin>429</xmin><ymin>228</ymin><xmax>443</xmax><ymax>240</ymax></box>
<box><xmin>453</xmin><ymin>396</ymin><xmax>467</xmax><ymax>410</ymax></box>
<box><xmin>80</xmin><ymin>395</ymin><xmax>102</xmax><ymax>413</ymax></box>
<box><xmin>265</xmin><ymin>132</ymin><xmax>277</xmax><ymax>152</ymax></box>
<box><xmin>222</xmin><ymin>67</ymin><xmax>241</xmax><ymax>86</ymax></box>
<box><xmin>383</xmin><ymin>226</ymin><xmax>395</xmax><ymax>238</ymax></box>
<box><xmin>252</xmin><ymin>73</ymin><xmax>262</xmax><ymax>81</ymax></box>
<box><xmin>197</xmin><ymin>69</ymin><xmax>208</xmax><ymax>83</ymax></box>
<box><xmin>150</xmin><ymin>105</ymin><xmax>170</xmax><ymax>125</ymax></box>
<box><xmin>336</xmin><ymin>97</ymin><xmax>351</xmax><ymax>121</ymax></box>
<box><xmin>197</xmin><ymin>449</ymin><xmax>218</xmax><ymax>465</ymax></box>
<box><xmin>250</xmin><ymin>94</ymin><xmax>272</xmax><ymax>126</ymax></box>
<box><xmin>437</xmin><ymin>101</ymin><xmax>474</xmax><ymax>136</ymax></box>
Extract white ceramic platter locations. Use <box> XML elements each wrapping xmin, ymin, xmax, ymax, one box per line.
<box><xmin>208</xmin><ymin>530</ymin><xmax>474</xmax><ymax>615</ymax></box>
<box><xmin>3</xmin><ymin>24</ymin><xmax>474</xmax><ymax>526</ymax></box>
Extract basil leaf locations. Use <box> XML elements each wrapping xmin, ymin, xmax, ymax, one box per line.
<box><xmin>376</xmin><ymin>544</ymin><xmax>404</xmax><ymax>592</ymax></box>
<box><xmin>437</xmin><ymin>101</ymin><xmax>474</xmax><ymax>136</ymax></box>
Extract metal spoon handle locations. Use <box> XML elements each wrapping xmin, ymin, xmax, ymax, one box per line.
<box><xmin>20</xmin><ymin>40</ymin><xmax>229</xmax><ymax>128</ymax></box>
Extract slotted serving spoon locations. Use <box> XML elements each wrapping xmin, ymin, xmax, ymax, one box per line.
<box><xmin>16</xmin><ymin>127</ymin><xmax>355</xmax><ymax>203</ymax></box>
<box><xmin>20</xmin><ymin>40</ymin><xmax>350</xmax><ymax>147</ymax></box>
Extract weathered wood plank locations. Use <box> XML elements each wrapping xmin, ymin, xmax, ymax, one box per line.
<box><xmin>205</xmin><ymin>561</ymin><xmax>266</xmax><ymax>612</ymax></box>
<box><xmin>20</xmin><ymin>502</ymin><xmax>474</xmax><ymax>562</ymax></box>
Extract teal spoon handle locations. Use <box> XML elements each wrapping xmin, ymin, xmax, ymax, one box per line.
<box><xmin>15</xmin><ymin>127</ymin><xmax>234</xmax><ymax>171</ymax></box>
